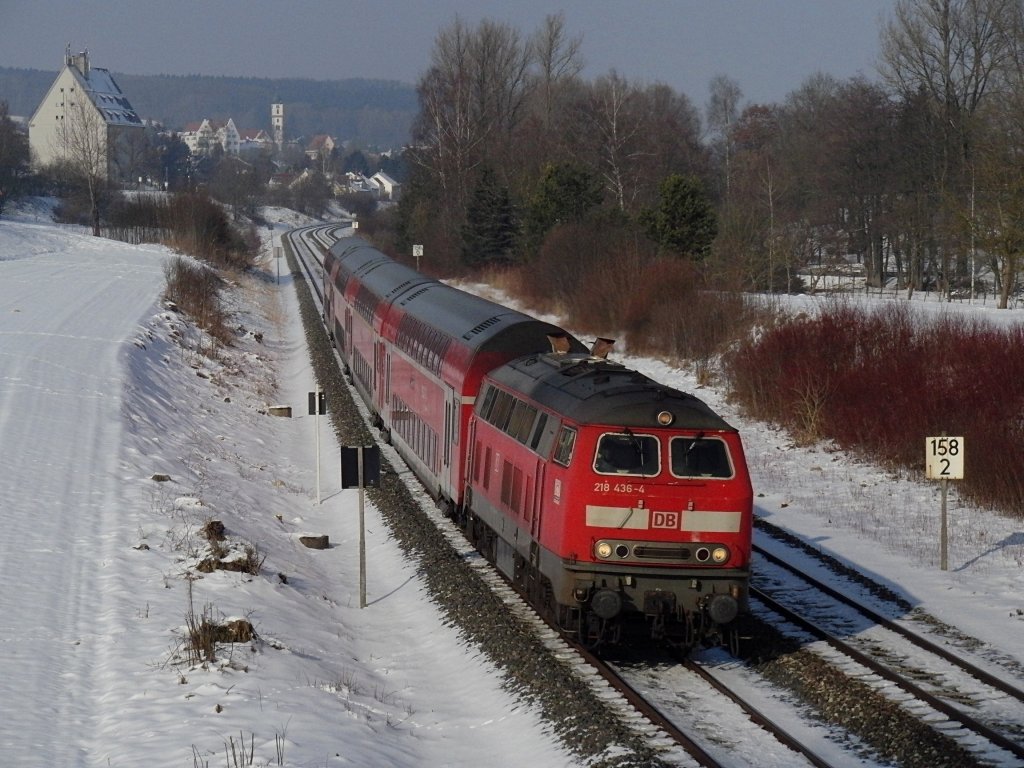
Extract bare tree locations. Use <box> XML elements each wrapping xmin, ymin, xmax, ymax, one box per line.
<box><xmin>880</xmin><ymin>0</ymin><xmax>1013</xmax><ymax>121</ymax></box>
<box><xmin>413</xmin><ymin>18</ymin><xmax>477</xmax><ymax>228</ymax></box>
<box><xmin>411</xmin><ymin>17</ymin><xmax>531</xmax><ymax>232</ymax></box>
<box><xmin>530</xmin><ymin>13</ymin><xmax>584</xmax><ymax>131</ymax></box>
<box><xmin>471</xmin><ymin>19</ymin><xmax>533</xmax><ymax>173</ymax></box>
<box><xmin>706</xmin><ymin>75</ymin><xmax>743</xmax><ymax>200</ymax></box>
<box><xmin>55</xmin><ymin>98</ymin><xmax>109</xmax><ymax>235</ymax></box>
<box><xmin>880</xmin><ymin>0</ymin><xmax>1017</xmax><ymax>295</ymax></box>
<box><xmin>0</xmin><ymin>101</ymin><xmax>30</xmax><ymax>219</ymax></box>
<box><xmin>576</xmin><ymin>71</ymin><xmax>644</xmax><ymax>211</ymax></box>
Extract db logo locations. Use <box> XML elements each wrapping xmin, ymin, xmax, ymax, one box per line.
<box><xmin>652</xmin><ymin>511</ymin><xmax>680</xmax><ymax>529</ymax></box>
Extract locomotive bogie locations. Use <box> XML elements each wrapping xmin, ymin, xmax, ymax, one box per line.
<box><xmin>539</xmin><ymin>549</ymin><xmax>748</xmax><ymax>626</ymax></box>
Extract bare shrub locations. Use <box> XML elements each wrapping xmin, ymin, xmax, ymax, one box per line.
<box><xmin>522</xmin><ymin>220</ymin><xmax>656</xmax><ymax>332</ymax></box>
<box><xmin>163</xmin><ymin>256</ymin><xmax>232</xmax><ymax>345</ymax></box>
<box><xmin>724</xmin><ymin>303</ymin><xmax>1024</xmax><ymax>516</ymax></box>
<box><xmin>197</xmin><ymin>542</ymin><xmax>265</xmax><ymax>575</ymax></box>
<box><xmin>183</xmin><ymin>581</ymin><xmax>257</xmax><ymax>665</ymax></box>
<box><xmin>101</xmin><ymin>191</ymin><xmax>257</xmax><ymax>269</ymax></box>
<box><xmin>103</xmin><ymin>194</ymin><xmax>168</xmax><ymax>244</ymax></box>
<box><xmin>201</xmin><ymin>519</ymin><xmax>226</xmax><ymax>543</ymax></box>
<box><xmin>162</xmin><ymin>191</ymin><xmax>257</xmax><ymax>270</ymax></box>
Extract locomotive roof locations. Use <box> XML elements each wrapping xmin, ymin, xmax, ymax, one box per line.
<box><xmin>488</xmin><ymin>352</ymin><xmax>735</xmax><ymax>431</ymax></box>
<box><xmin>328</xmin><ymin>237</ymin><xmax>587</xmax><ymax>356</ymax></box>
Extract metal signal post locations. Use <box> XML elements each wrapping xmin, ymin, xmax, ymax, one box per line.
<box><xmin>925</xmin><ymin>434</ymin><xmax>964</xmax><ymax>571</ymax></box>
<box><xmin>309</xmin><ymin>389</ymin><xmax>326</xmax><ymax>504</ymax></box>
<box><xmin>341</xmin><ymin>446</ymin><xmax>380</xmax><ymax>608</ymax></box>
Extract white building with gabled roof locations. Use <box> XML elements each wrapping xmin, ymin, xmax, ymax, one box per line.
<box><xmin>28</xmin><ymin>48</ymin><xmax>145</xmax><ymax>182</ymax></box>
<box><xmin>180</xmin><ymin>118</ymin><xmax>241</xmax><ymax>156</ymax></box>
<box><xmin>370</xmin><ymin>171</ymin><xmax>400</xmax><ymax>201</ymax></box>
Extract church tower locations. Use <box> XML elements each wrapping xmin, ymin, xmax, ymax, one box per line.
<box><xmin>271</xmin><ymin>103</ymin><xmax>284</xmax><ymax>150</ymax></box>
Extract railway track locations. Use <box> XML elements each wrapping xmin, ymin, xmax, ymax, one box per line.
<box><xmin>752</xmin><ymin>536</ymin><xmax>1024</xmax><ymax>766</ymax></box>
<box><xmin>285</xmin><ymin>225</ymin><xmax>1022</xmax><ymax>767</ymax></box>
<box><xmin>281</xmin><ymin>222</ymin><xmax>348</xmax><ymax>306</ymax></box>
<box><xmin>285</xmin><ymin>225</ymin><xmax>851</xmax><ymax>767</ymax></box>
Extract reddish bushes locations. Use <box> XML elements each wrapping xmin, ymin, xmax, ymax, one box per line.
<box><xmin>620</xmin><ymin>258</ymin><xmax>772</xmax><ymax>381</ymax></box>
<box><xmin>518</xmin><ymin>220</ymin><xmax>655</xmax><ymax>331</ymax></box>
<box><xmin>725</xmin><ymin>302</ymin><xmax>1024</xmax><ymax>514</ymax></box>
<box><xmin>518</xmin><ymin>224</ymin><xmax>772</xmax><ymax>381</ymax></box>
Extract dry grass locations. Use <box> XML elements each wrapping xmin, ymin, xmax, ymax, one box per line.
<box><xmin>163</xmin><ymin>257</ymin><xmax>233</xmax><ymax>346</ymax></box>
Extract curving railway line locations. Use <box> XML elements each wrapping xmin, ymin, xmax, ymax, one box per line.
<box><xmin>282</xmin><ymin>223</ymin><xmax>1023</xmax><ymax>768</ymax></box>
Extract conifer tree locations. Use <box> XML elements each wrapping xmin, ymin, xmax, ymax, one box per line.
<box><xmin>461</xmin><ymin>167</ymin><xmax>518</xmax><ymax>267</ymax></box>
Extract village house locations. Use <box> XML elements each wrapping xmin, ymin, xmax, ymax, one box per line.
<box><xmin>180</xmin><ymin>118</ymin><xmax>241</xmax><ymax>156</ymax></box>
<box><xmin>304</xmin><ymin>134</ymin><xmax>336</xmax><ymax>162</ymax></box>
<box><xmin>239</xmin><ymin>128</ymin><xmax>274</xmax><ymax>155</ymax></box>
<box><xmin>370</xmin><ymin>170</ymin><xmax>400</xmax><ymax>201</ymax></box>
<box><xmin>28</xmin><ymin>48</ymin><xmax>145</xmax><ymax>182</ymax></box>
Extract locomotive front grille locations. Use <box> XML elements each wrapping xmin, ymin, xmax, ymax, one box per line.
<box><xmin>633</xmin><ymin>545</ymin><xmax>692</xmax><ymax>561</ymax></box>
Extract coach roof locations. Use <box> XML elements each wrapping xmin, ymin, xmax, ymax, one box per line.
<box><xmin>329</xmin><ymin>237</ymin><xmax>586</xmax><ymax>356</ymax></box>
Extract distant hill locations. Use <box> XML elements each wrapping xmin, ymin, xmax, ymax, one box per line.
<box><xmin>0</xmin><ymin>67</ymin><xmax>417</xmax><ymax>149</ymax></box>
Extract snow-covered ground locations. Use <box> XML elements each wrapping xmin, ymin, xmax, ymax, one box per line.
<box><xmin>0</xmin><ymin>204</ymin><xmax>572</xmax><ymax>767</ymax></box>
<box><xmin>0</xmin><ymin>201</ymin><xmax>1021</xmax><ymax>767</ymax></box>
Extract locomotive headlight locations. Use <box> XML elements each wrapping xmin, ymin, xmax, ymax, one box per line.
<box><xmin>711</xmin><ymin>546</ymin><xmax>729</xmax><ymax>564</ymax></box>
<box><xmin>595</xmin><ymin>541</ymin><xmax>613</xmax><ymax>559</ymax></box>
<box><xmin>657</xmin><ymin>410</ymin><xmax>674</xmax><ymax>426</ymax></box>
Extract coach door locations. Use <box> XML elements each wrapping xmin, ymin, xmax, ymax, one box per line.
<box><xmin>374</xmin><ymin>340</ymin><xmax>386</xmax><ymax>412</ymax></box>
<box><xmin>344</xmin><ymin>310</ymin><xmax>353</xmax><ymax>358</ymax></box>
<box><xmin>443</xmin><ymin>386</ymin><xmax>458</xmax><ymax>496</ymax></box>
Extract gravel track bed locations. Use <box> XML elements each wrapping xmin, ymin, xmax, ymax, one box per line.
<box><xmin>749</xmin><ymin>518</ymin><xmax>1007</xmax><ymax>767</ymax></box>
<box><xmin>755</xmin><ymin>516</ymin><xmax>1024</xmax><ymax>681</ymax></box>
<box><xmin>285</xmin><ymin>248</ymin><xmax>676</xmax><ymax>768</ymax></box>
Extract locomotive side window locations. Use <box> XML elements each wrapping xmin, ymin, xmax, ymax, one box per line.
<box><xmin>552</xmin><ymin>427</ymin><xmax>576</xmax><ymax>467</ymax></box>
<box><xmin>595</xmin><ymin>433</ymin><xmax>660</xmax><ymax>476</ymax></box>
<box><xmin>530</xmin><ymin>413</ymin><xmax>548</xmax><ymax>451</ymax></box>
<box><xmin>491</xmin><ymin>390</ymin><xmax>515</xmax><ymax>431</ymax></box>
<box><xmin>508</xmin><ymin>400</ymin><xmax>537</xmax><ymax>444</ymax></box>
<box><xmin>479</xmin><ymin>385</ymin><xmax>497</xmax><ymax>420</ymax></box>
<box><xmin>670</xmin><ymin>436</ymin><xmax>733</xmax><ymax>478</ymax></box>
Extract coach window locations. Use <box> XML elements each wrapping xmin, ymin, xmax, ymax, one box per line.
<box><xmin>595</xmin><ymin>433</ymin><xmax>660</xmax><ymax>476</ymax></box>
<box><xmin>552</xmin><ymin>427</ymin><xmax>576</xmax><ymax>467</ymax></box>
<box><xmin>670</xmin><ymin>436</ymin><xmax>733</xmax><ymax>479</ymax></box>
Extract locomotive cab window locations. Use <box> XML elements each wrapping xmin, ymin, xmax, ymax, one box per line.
<box><xmin>552</xmin><ymin>427</ymin><xmax>576</xmax><ymax>467</ymax></box>
<box><xmin>671</xmin><ymin>436</ymin><xmax>733</xmax><ymax>478</ymax></box>
<box><xmin>595</xmin><ymin>433</ymin><xmax>659</xmax><ymax>476</ymax></box>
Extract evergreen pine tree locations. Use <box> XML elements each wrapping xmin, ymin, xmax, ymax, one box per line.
<box><xmin>461</xmin><ymin>167</ymin><xmax>518</xmax><ymax>267</ymax></box>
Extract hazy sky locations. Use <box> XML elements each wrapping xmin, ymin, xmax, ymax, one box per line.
<box><xmin>0</xmin><ymin>0</ymin><xmax>895</xmax><ymax>106</ymax></box>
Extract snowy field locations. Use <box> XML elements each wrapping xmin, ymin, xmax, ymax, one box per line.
<box><xmin>0</xmin><ymin>202</ymin><xmax>1021</xmax><ymax>767</ymax></box>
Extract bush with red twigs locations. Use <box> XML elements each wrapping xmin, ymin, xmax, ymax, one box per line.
<box><xmin>724</xmin><ymin>302</ymin><xmax>1024</xmax><ymax>515</ymax></box>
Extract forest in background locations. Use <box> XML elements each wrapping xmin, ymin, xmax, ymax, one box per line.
<box><xmin>386</xmin><ymin>3</ymin><xmax>1024</xmax><ymax>518</ymax></box>
<box><xmin>0</xmin><ymin>66</ymin><xmax>417</xmax><ymax>148</ymax></box>
<box><xmin>396</xmin><ymin>2</ymin><xmax>1024</xmax><ymax>313</ymax></box>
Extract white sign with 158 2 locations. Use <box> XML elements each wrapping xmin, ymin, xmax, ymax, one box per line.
<box><xmin>925</xmin><ymin>436</ymin><xmax>964</xmax><ymax>480</ymax></box>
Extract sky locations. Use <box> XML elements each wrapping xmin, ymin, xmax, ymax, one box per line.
<box><xmin>0</xmin><ymin>0</ymin><xmax>895</xmax><ymax>106</ymax></box>
<box><xmin>1</xmin><ymin>198</ymin><xmax>1022</xmax><ymax>765</ymax></box>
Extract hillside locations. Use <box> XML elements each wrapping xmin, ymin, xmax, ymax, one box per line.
<box><xmin>0</xmin><ymin>66</ymin><xmax>417</xmax><ymax>148</ymax></box>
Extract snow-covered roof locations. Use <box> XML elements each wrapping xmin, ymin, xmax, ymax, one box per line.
<box><xmin>67</xmin><ymin>58</ymin><xmax>143</xmax><ymax>127</ymax></box>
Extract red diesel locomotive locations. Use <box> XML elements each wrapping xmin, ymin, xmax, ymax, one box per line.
<box><xmin>323</xmin><ymin>237</ymin><xmax>753</xmax><ymax>649</ymax></box>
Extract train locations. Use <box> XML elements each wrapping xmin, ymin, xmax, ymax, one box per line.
<box><xmin>321</xmin><ymin>236</ymin><xmax>753</xmax><ymax>650</ymax></box>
